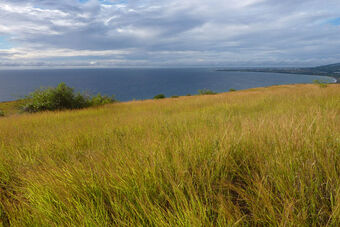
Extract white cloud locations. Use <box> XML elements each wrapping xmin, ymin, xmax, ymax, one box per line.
<box><xmin>0</xmin><ymin>0</ymin><xmax>339</xmax><ymax>67</ymax></box>
<box><xmin>0</xmin><ymin>47</ymin><xmax>131</xmax><ymax>60</ymax></box>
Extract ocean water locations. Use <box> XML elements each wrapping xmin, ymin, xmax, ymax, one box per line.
<box><xmin>0</xmin><ymin>68</ymin><xmax>335</xmax><ymax>102</ymax></box>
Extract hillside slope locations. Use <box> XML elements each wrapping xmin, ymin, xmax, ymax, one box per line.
<box><xmin>0</xmin><ymin>84</ymin><xmax>340</xmax><ymax>226</ymax></box>
<box><xmin>219</xmin><ymin>63</ymin><xmax>340</xmax><ymax>81</ymax></box>
<box><xmin>312</xmin><ymin>63</ymin><xmax>340</xmax><ymax>75</ymax></box>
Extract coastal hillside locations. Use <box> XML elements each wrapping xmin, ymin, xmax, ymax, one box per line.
<box><xmin>219</xmin><ymin>63</ymin><xmax>340</xmax><ymax>81</ymax></box>
<box><xmin>0</xmin><ymin>84</ymin><xmax>339</xmax><ymax>226</ymax></box>
<box><xmin>312</xmin><ymin>63</ymin><xmax>340</xmax><ymax>76</ymax></box>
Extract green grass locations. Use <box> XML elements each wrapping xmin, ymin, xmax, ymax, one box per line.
<box><xmin>0</xmin><ymin>84</ymin><xmax>340</xmax><ymax>226</ymax></box>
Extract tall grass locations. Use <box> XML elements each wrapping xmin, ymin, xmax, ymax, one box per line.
<box><xmin>0</xmin><ymin>84</ymin><xmax>339</xmax><ymax>226</ymax></box>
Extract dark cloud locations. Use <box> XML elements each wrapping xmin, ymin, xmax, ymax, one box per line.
<box><xmin>0</xmin><ymin>0</ymin><xmax>339</xmax><ymax>67</ymax></box>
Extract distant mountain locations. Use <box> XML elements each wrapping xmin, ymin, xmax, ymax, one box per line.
<box><xmin>312</xmin><ymin>63</ymin><xmax>340</xmax><ymax>74</ymax></box>
<box><xmin>218</xmin><ymin>63</ymin><xmax>340</xmax><ymax>82</ymax></box>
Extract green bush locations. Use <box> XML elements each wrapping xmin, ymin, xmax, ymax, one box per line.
<box><xmin>90</xmin><ymin>93</ymin><xmax>116</xmax><ymax>106</ymax></box>
<box><xmin>171</xmin><ymin>95</ymin><xmax>179</xmax><ymax>98</ymax></box>
<box><xmin>229</xmin><ymin>88</ymin><xmax>236</xmax><ymax>92</ymax></box>
<box><xmin>0</xmin><ymin>109</ymin><xmax>4</xmax><ymax>117</ymax></box>
<box><xmin>198</xmin><ymin>89</ymin><xmax>217</xmax><ymax>95</ymax></box>
<box><xmin>153</xmin><ymin>94</ymin><xmax>166</xmax><ymax>99</ymax></box>
<box><xmin>313</xmin><ymin>79</ymin><xmax>328</xmax><ymax>88</ymax></box>
<box><xmin>22</xmin><ymin>83</ymin><xmax>115</xmax><ymax>113</ymax></box>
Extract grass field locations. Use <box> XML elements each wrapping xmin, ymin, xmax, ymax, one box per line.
<box><xmin>0</xmin><ymin>84</ymin><xmax>339</xmax><ymax>226</ymax></box>
<box><xmin>0</xmin><ymin>100</ymin><xmax>25</xmax><ymax>117</ymax></box>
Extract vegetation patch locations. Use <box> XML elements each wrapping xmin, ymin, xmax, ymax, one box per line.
<box><xmin>153</xmin><ymin>94</ymin><xmax>166</xmax><ymax>99</ymax></box>
<box><xmin>22</xmin><ymin>82</ymin><xmax>116</xmax><ymax>113</ymax></box>
<box><xmin>198</xmin><ymin>89</ymin><xmax>217</xmax><ymax>95</ymax></box>
<box><xmin>313</xmin><ymin>79</ymin><xmax>328</xmax><ymax>88</ymax></box>
<box><xmin>0</xmin><ymin>84</ymin><xmax>339</xmax><ymax>225</ymax></box>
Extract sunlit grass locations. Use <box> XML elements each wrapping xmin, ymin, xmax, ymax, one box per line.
<box><xmin>0</xmin><ymin>100</ymin><xmax>24</xmax><ymax>116</ymax></box>
<box><xmin>0</xmin><ymin>84</ymin><xmax>339</xmax><ymax>226</ymax></box>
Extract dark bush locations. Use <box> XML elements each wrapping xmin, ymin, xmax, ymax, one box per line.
<box><xmin>22</xmin><ymin>83</ymin><xmax>115</xmax><ymax>113</ymax></box>
<box><xmin>198</xmin><ymin>89</ymin><xmax>217</xmax><ymax>95</ymax></box>
<box><xmin>153</xmin><ymin>94</ymin><xmax>166</xmax><ymax>99</ymax></box>
<box><xmin>171</xmin><ymin>95</ymin><xmax>179</xmax><ymax>98</ymax></box>
<box><xmin>229</xmin><ymin>88</ymin><xmax>236</xmax><ymax>92</ymax></box>
<box><xmin>0</xmin><ymin>110</ymin><xmax>4</xmax><ymax>117</ymax></box>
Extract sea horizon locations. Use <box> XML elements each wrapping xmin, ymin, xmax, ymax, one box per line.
<box><xmin>0</xmin><ymin>68</ymin><xmax>335</xmax><ymax>103</ymax></box>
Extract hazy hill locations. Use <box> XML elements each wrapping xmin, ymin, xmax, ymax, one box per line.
<box><xmin>312</xmin><ymin>63</ymin><xmax>340</xmax><ymax>74</ymax></box>
<box><xmin>219</xmin><ymin>63</ymin><xmax>340</xmax><ymax>81</ymax></box>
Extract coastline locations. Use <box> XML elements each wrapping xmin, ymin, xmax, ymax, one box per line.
<box><xmin>217</xmin><ymin>69</ymin><xmax>339</xmax><ymax>83</ymax></box>
<box><xmin>1</xmin><ymin>83</ymin><xmax>339</xmax><ymax>117</ymax></box>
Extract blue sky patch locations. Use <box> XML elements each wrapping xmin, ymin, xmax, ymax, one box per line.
<box><xmin>328</xmin><ymin>17</ymin><xmax>340</xmax><ymax>25</ymax></box>
<box><xmin>0</xmin><ymin>36</ymin><xmax>12</xmax><ymax>49</ymax></box>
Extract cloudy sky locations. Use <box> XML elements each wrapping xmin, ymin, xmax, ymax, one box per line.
<box><xmin>0</xmin><ymin>0</ymin><xmax>339</xmax><ymax>68</ymax></box>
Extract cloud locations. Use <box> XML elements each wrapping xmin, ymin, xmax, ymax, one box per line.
<box><xmin>0</xmin><ymin>0</ymin><xmax>339</xmax><ymax>67</ymax></box>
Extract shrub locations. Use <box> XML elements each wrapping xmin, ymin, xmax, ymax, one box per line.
<box><xmin>171</xmin><ymin>95</ymin><xmax>179</xmax><ymax>98</ymax></box>
<box><xmin>198</xmin><ymin>89</ymin><xmax>217</xmax><ymax>95</ymax></box>
<box><xmin>229</xmin><ymin>88</ymin><xmax>236</xmax><ymax>92</ymax></box>
<box><xmin>186</xmin><ymin>94</ymin><xmax>191</xmax><ymax>96</ymax></box>
<box><xmin>153</xmin><ymin>94</ymin><xmax>166</xmax><ymax>99</ymax></box>
<box><xmin>0</xmin><ymin>109</ymin><xmax>4</xmax><ymax>117</ymax></box>
<box><xmin>22</xmin><ymin>83</ymin><xmax>115</xmax><ymax>113</ymax></box>
<box><xmin>90</xmin><ymin>93</ymin><xmax>116</xmax><ymax>106</ymax></box>
<box><xmin>313</xmin><ymin>79</ymin><xmax>328</xmax><ymax>88</ymax></box>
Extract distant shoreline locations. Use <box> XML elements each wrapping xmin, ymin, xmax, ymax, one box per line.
<box><xmin>217</xmin><ymin>69</ymin><xmax>338</xmax><ymax>83</ymax></box>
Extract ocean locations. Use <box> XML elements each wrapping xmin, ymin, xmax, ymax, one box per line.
<box><xmin>0</xmin><ymin>68</ymin><xmax>335</xmax><ymax>102</ymax></box>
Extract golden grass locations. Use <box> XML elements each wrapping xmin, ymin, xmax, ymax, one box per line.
<box><xmin>0</xmin><ymin>100</ymin><xmax>24</xmax><ymax>116</ymax></box>
<box><xmin>0</xmin><ymin>84</ymin><xmax>340</xmax><ymax>226</ymax></box>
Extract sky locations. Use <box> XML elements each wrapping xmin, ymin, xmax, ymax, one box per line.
<box><xmin>0</xmin><ymin>0</ymin><xmax>339</xmax><ymax>68</ymax></box>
